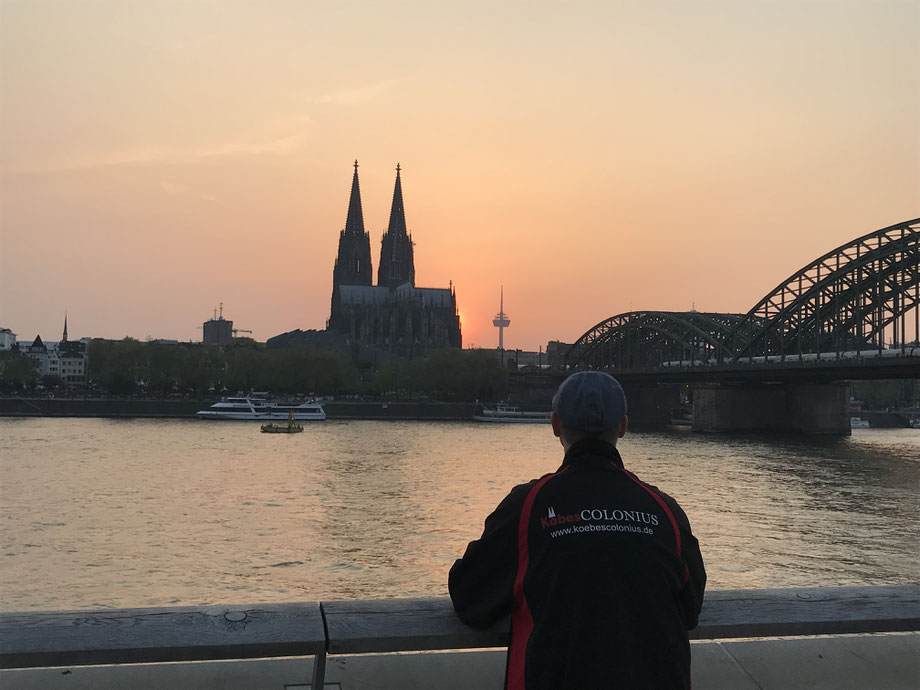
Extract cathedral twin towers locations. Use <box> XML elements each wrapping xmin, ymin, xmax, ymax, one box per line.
<box><xmin>329</xmin><ymin>162</ymin><xmax>461</xmax><ymax>355</ymax></box>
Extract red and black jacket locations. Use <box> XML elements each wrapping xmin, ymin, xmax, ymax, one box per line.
<box><xmin>449</xmin><ymin>439</ymin><xmax>706</xmax><ymax>689</ymax></box>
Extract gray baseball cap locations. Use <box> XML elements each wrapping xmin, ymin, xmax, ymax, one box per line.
<box><xmin>552</xmin><ymin>371</ymin><xmax>627</xmax><ymax>433</ymax></box>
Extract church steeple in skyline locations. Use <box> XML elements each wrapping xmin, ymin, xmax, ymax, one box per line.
<box><xmin>344</xmin><ymin>159</ymin><xmax>366</xmax><ymax>237</ymax></box>
<box><xmin>332</xmin><ymin>159</ymin><xmax>373</xmax><ymax>289</ymax></box>
<box><xmin>386</xmin><ymin>163</ymin><xmax>408</xmax><ymax>237</ymax></box>
<box><xmin>62</xmin><ymin>312</ymin><xmax>68</xmax><ymax>342</ymax></box>
<box><xmin>377</xmin><ymin>163</ymin><xmax>415</xmax><ymax>289</ymax></box>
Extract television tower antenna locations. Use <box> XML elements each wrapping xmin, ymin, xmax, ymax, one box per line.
<box><xmin>492</xmin><ymin>286</ymin><xmax>510</xmax><ymax>360</ymax></box>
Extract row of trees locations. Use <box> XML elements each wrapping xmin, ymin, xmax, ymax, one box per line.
<box><xmin>1</xmin><ymin>338</ymin><xmax>509</xmax><ymax>400</ymax></box>
<box><xmin>87</xmin><ymin>338</ymin><xmax>361</xmax><ymax>396</ymax></box>
<box><xmin>369</xmin><ymin>348</ymin><xmax>508</xmax><ymax>401</ymax></box>
<box><xmin>83</xmin><ymin>338</ymin><xmax>507</xmax><ymax>401</ymax></box>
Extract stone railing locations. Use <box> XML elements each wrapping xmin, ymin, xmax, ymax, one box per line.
<box><xmin>2</xmin><ymin>586</ymin><xmax>918</xmax><ymax>688</ymax></box>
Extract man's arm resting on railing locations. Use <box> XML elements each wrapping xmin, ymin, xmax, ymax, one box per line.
<box><xmin>448</xmin><ymin>484</ymin><xmax>530</xmax><ymax>628</ymax></box>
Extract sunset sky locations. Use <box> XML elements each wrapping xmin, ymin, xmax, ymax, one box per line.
<box><xmin>1</xmin><ymin>0</ymin><xmax>917</xmax><ymax>352</ymax></box>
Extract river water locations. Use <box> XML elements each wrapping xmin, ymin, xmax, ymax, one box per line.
<box><xmin>1</xmin><ymin>418</ymin><xmax>917</xmax><ymax>611</ymax></box>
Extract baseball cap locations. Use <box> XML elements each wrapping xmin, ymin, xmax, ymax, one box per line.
<box><xmin>552</xmin><ymin>371</ymin><xmax>627</xmax><ymax>433</ymax></box>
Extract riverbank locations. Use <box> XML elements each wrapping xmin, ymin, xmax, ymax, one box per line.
<box><xmin>0</xmin><ymin>397</ymin><xmax>478</xmax><ymax>421</ymax></box>
<box><xmin>0</xmin><ymin>398</ymin><xmax>206</xmax><ymax>418</ymax></box>
<box><xmin>1</xmin><ymin>397</ymin><xmax>912</xmax><ymax>426</ymax></box>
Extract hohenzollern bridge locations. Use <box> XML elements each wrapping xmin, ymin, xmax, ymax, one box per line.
<box><xmin>562</xmin><ymin>218</ymin><xmax>920</xmax><ymax>434</ymax></box>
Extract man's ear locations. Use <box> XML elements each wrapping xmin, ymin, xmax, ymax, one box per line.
<box><xmin>618</xmin><ymin>416</ymin><xmax>628</xmax><ymax>438</ymax></box>
<box><xmin>551</xmin><ymin>412</ymin><xmax>563</xmax><ymax>438</ymax></box>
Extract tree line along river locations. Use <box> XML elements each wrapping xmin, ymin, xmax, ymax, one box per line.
<box><xmin>1</xmin><ymin>418</ymin><xmax>917</xmax><ymax>611</ymax></box>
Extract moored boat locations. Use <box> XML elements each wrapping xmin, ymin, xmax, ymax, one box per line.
<box><xmin>474</xmin><ymin>403</ymin><xmax>551</xmax><ymax>423</ymax></box>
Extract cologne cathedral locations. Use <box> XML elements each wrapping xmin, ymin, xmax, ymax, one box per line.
<box><xmin>327</xmin><ymin>161</ymin><xmax>461</xmax><ymax>356</ymax></box>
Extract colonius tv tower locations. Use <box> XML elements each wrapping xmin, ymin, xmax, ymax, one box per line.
<box><xmin>493</xmin><ymin>287</ymin><xmax>510</xmax><ymax>361</ymax></box>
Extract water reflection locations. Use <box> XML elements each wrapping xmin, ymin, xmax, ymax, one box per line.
<box><xmin>0</xmin><ymin>419</ymin><xmax>917</xmax><ymax>610</ymax></box>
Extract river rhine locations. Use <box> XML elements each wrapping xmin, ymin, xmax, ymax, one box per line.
<box><xmin>1</xmin><ymin>418</ymin><xmax>917</xmax><ymax>611</ymax></box>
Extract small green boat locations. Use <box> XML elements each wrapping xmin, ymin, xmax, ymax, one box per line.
<box><xmin>261</xmin><ymin>421</ymin><xmax>304</xmax><ymax>433</ymax></box>
<box><xmin>261</xmin><ymin>411</ymin><xmax>303</xmax><ymax>433</ymax></box>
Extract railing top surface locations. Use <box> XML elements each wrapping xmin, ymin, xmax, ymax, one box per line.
<box><xmin>321</xmin><ymin>585</ymin><xmax>920</xmax><ymax>653</ymax></box>
<box><xmin>0</xmin><ymin>602</ymin><xmax>325</xmax><ymax>669</ymax></box>
<box><xmin>1</xmin><ymin>586</ymin><xmax>918</xmax><ymax>668</ymax></box>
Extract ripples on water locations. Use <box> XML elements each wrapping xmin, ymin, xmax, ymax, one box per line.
<box><xmin>1</xmin><ymin>418</ymin><xmax>917</xmax><ymax>610</ymax></box>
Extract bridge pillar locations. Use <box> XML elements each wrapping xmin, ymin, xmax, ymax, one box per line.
<box><xmin>622</xmin><ymin>385</ymin><xmax>682</xmax><ymax>426</ymax></box>
<box><xmin>785</xmin><ymin>383</ymin><xmax>851</xmax><ymax>434</ymax></box>
<box><xmin>692</xmin><ymin>383</ymin><xmax>850</xmax><ymax>434</ymax></box>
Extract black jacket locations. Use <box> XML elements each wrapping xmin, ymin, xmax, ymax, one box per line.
<box><xmin>449</xmin><ymin>439</ymin><xmax>706</xmax><ymax>689</ymax></box>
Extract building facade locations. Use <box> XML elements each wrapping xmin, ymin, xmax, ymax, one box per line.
<box><xmin>20</xmin><ymin>316</ymin><xmax>87</xmax><ymax>384</ymax></box>
<box><xmin>328</xmin><ymin>162</ymin><xmax>461</xmax><ymax>356</ymax></box>
<box><xmin>203</xmin><ymin>317</ymin><xmax>233</xmax><ymax>345</ymax></box>
<box><xmin>0</xmin><ymin>328</ymin><xmax>16</xmax><ymax>350</ymax></box>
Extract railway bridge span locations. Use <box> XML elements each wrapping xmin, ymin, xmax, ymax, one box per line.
<box><xmin>565</xmin><ymin>218</ymin><xmax>920</xmax><ymax>433</ymax></box>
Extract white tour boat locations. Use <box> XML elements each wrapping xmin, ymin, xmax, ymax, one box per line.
<box><xmin>474</xmin><ymin>403</ymin><xmax>551</xmax><ymax>424</ymax></box>
<box><xmin>197</xmin><ymin>395</ymin><xmax>326</xmax><ymax>421</ymax></box>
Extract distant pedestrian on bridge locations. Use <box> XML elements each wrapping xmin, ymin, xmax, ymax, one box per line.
<box><xmin>449</xmin><ymin>371</ymin><xmax>706</xmax><ymax>689</ymax></box>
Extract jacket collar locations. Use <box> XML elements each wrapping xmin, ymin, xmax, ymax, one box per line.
<box><xmin>562</xmin><ymin>438</ymin><xmax>624</xmax><ymax>468</ymax></box>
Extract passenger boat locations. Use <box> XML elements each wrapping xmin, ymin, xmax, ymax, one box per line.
<box><xmin>850</xmin><ymin>417</ymin><xmax>870</xmax><ymax>429</ymax></box>
<box><xmin>197</xmin><ymin>395</ymin><xmax>326</xmax><ymax>421</ymax></box>
<box><xmin>474</xmin><ymin>403</ymin><xmax>551</xmax><ymax>423</ymax></box>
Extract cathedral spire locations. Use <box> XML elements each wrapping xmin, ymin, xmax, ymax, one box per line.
<box><xmin>331</xmin><ymin>160</ymin><xmax>374</xmax><ymax>296</ymax></box>
<box><xmin>344</xmin><ymin>159</ymin><xmax>366</xmax><ymax>236</ymax></box>
<box><xmin>62</xmin><ymin>312</ymin><xmax>68</xmax><ymax>342</ymax></box>
<box><xmin>386</xmin><ymin>162</ymin><xmax>408</xmax><ymax>237</ymax></box>
<box><xmin>377</xmin><ymin>163</ymin><xmax>415</xmax><ymax>288</ymax></box>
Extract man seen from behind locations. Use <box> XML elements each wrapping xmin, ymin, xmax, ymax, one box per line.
<box><xmin>449</xmin><ymin>371</ymin><xmax>706</xmax><ymax>689</ymax></box>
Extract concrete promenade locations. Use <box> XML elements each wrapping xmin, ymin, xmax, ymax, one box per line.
<box><xmin>3</xmin><ymin>632</ymin><xmax>918</xmax><ymax>689</ymax></box>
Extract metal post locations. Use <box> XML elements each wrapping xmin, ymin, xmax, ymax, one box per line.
<box><xmin>815</xmin><ymin>264</ymin><xmax>821</xmax><ymax>360</ymax></box>
<box><xmin>878</xmin><ymin>267</ymin><xmax>884</xmax><ymax>354</ymax></box>
<box><xmin>856</xmin><ymin>261</ymin><xmax>863</xmax><ymax>355</ymax></box>
<box><xmin>312</xmin><ymin>648</ymin><xmax>327</xmax><ymax>689</ymax></box>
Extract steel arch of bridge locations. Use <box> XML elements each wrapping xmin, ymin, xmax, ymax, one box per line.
<box><xmin>566</xmin><ymin>218</ymin><xmax>920</xmax><ymax>370</ymax></box>
<box><xmin>567</xmin><ymin>311</ymin><xmax>758</xmax><ymax>370</ymax></box>
<box><xmin>726</xmin><ymin>218</ymin><xmax>920</xmax><ymax>362</ymax></box>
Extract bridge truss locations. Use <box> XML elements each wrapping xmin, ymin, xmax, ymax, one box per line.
<box><xmin>727</xmin><ymin>218</ymin><xmax>920</xmax><ymax>362</ymax></box>
<box><xmin>567</xmin><ymin>218</ymin><xmax>920</xmax><ymax>370</ymax></box>
<box><xmin>566</xmin><ymin>311</ymin><xmax>757</xmax><ymax>370</ymax></box>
